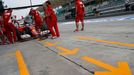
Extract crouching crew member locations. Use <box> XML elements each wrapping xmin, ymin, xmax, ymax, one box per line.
<box><xmin>29</xmin><ymin>9</ymin><xmax>43</xmax><ymax>34</ymax></box>
<box><xmin>3</xmin><ymin>9</ymin><xmax>17</xmax><ymax>44</ymax></box>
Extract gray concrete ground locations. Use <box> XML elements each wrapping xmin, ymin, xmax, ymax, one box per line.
<box><xmin>0</xmin><ymin>15</ymin><xmax>134</xmax><ymax>75</ymax></box>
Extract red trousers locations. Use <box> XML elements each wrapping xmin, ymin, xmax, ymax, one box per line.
<box><xmin>12</xmin><ymin>29</ymin><xmax>17</xmax><ymax>42</ymax></box>
<box><xmin>1</xmin><ymin>38</ymin><xmax>6</xmax><ymax>45</ymax></box>
<box><xmin>35</xmin><ymin>22</ymin><xmax>42</xmax><ymax>33</ymax></box>
<box><xmin>0</xmin><ymin>32</ymin><xmax>6</xmax><ymax>45</ymax></box>
<box><xmin>6</xmin><ymin>32</ymin><xmax>13</xmax><ymax>44</ymax></box>
<box><xmin>48</xmin><ymin>20</ymin><xmax>60</xmax><ymax>37</ymax></box>
<box><xmin>75</xmin><ymin>14</ymin><xmax>84</xmax><ymax>23</ymax></box>
<box><xmin>5</xmin><ymin>30</ymin><xmax>17</xmax><ymax>44</ymax></box>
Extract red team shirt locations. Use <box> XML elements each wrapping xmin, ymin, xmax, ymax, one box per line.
<box><xmin>44</xmin><ymin>8</ymin><xmax>50</xmax><ymax>26</ymax></box>
<box><xmin>3</xmin><ymin>10</ymin><xmax>14</xmax><ymax>32</ymax></box>
<box><xmin>46</xmin><ymin>5</ymin><xmax>57</xmax><ymax>24</ymax></box>
<box><xmin>3</xmin><ymin>10</ymin><xmax>12</xmax><ymax>25</ymax></box>
<box><xmin>76</xmin><ymin>0</ymin><xmax>85</xmax><ymax>22</ymax></box>
<box><xmin>29</xmin><ymin>9</ymin><xmax>43</xmax><ymax>28</ymax></box>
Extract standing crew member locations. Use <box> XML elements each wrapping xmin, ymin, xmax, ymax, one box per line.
<box><xmin>74</xmin><ymin>0</ymin><xmax>85</xmax><ymax>32</ymax></box>
<box><xmin>29</xmin><ymin>9</ymin><xmax>43</xmax><ymax>33</ymax></box>
<box><xmin>45</xmin><ymin>1</ymin><xmax>60</xmax><ymax>39</ymax></box>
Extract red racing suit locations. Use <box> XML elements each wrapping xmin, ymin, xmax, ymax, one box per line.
<box><xmin>29</xmin><ymin>9</ymin><xmax>43</xmax><ymax>32</ymax></box>
<box><xmin>75</xmin><ymin>0</ymin><xmax>85</xmax><ymax>23</ymax></box>
<box><xmin>45</xmin><ymin>5</ymin><xmax>60</xmax><ymax>37</ymax></box>
<box><xmin>44</xmin><ymin>9</ymin><xmax>50</xmax><ymax>27</ymax></box>
<box><xmin>3</xmin><ymin>9</ymin><xmax>17</xmax><ymax>44</ymax></box>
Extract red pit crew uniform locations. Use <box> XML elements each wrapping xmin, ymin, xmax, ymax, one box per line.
<box><xmin>3</xmin><ymin>9</ymin><xmax>17</xmax><ymax>44</ymax></box>
<box><xmin>75</xmin><ymin>0</ymin><xmax>85</xmax><ymax>32</ymax></box>
<box><xmin>75</xmin><ymin>0</ymin><xmax>85</xmax><ymax>23</ymax></box>
<box><xmin>29</xmin><ymin>9</ymin><xmax>43</xmax><ymax>33</ymax></box>
<box><xmin>45</xmin><ymin>5</ymin><xmax>60</xmax><ymax>37</ymax></box>
<box><xmin>44</xmin><ymin>9</ymin><xmax>50</xmax><ymax>27</ymax></box>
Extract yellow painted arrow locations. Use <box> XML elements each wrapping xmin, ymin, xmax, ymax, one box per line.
<box><xmin>77</xmin><ymin>36</ymin><xmax>134</xmax><ymax>47</ymax></box>
<box><xmin>56</xmin><ymin>46</ymin><xmax>79</xmax><ymax>55</ymax></box>
<box><xmin>44</xmin><ymin>42</ymin><xmax>60</xmax><ymax>47</ymax></box>
<box><xmin>81</xmin><ymin>56</ymin><xmax>132</xmax><ymax>75</ymax></box>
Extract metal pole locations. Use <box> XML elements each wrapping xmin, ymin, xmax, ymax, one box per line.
<box><xmin>30</xmin><ymin>0</ymin><xmax>32</xmax><ymax>8</ymax></box>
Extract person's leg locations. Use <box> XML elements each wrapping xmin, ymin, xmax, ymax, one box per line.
<box><xmin>54</xmin><ymin>22</ymin><xmax>60</xmax><ymax>37</ymax></box>
<box><xmin>80</xmin><ymin>15</ymin><xmax>84</xmax><ymax>31</ymax></box>
<box><xmin>16</xmin><ymin>29</ymin><xmax>23</xmax><ymax>41</ymax></box>
<box><xmin>74</xmin><ymin>16</ymin><xmax>79</xmax><ymax>32</ymax></box>
<box><xmin>0</xmin><ymin>35</ymin><xmax>6</xmax><ymax>45</ymax></box>
<box><xmin>81</xmin><ymin>18</ymin><xmax>84</xmax><ymax>31</ymax></box>
<box><xmin>38</xmin><ymin>22</ymin><xmax>43</xmax><ymax>33</ymax></box>
<box><xmin>35</xmin><ymin>24</ymin><xmax>41</xmax><ymax>38</ymax></box>
<box><xmin>13</xmin><ymin>29</ymin><xmax>17</xmax><ymax>42</ymax></box>
<box><xmin>81</xmin><ymin>20</ymin><xmax>84</xmax><ymax>31</ymax></box>
<box><xmin>2</xmin><ymin>31</ymin><xmax>7</xmax><ymax>44</ymax></box>
<box><xmin>1</xmin><ymin>35</ymin><xmax>6</xmax><ymax>45</ymax></box>
<box><xmin>0</xmin><ymin>32</ymin><xmax>6</xmax><ymax>45</ymax></box>
<box><xmin>49</xmin><ymin>25</ymin><xmax>56</xmax><ymax>37</ymax></box>
<box><xmin>6</xmin><ymin>32</ymin><xmax>13</xmax><ymax>44</ymax></box>
<box><xmin>13</xmin><ymin>32</ymin><xmax>17</xmax><ymax>42</ymax></box>
<box><xmin>35</xmin><ymin>25</ymin><xmax>40</xmax><ymax>33</ymax></box>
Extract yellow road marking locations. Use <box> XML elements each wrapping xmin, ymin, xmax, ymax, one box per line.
<box><xmin>77</xmin><ymin>36</ymin><xmax>134</xmax><ymax>47</ymax></box>
<box><xmin>43</xmin><ymin>41</ymin><xmax>78</xmax><ymax>55</ymax></box>
<box><xmin>56</xmin><ymin>46</ymin><xmax>79</xmax><ymax>55</ymax></box>
<box><xmin>81</xmin><ymin>56</ymin><xmax>132</xmax><ymax>75</ymax></box>
<box><xmin>37</xmin><ymin>39</ymin><xmax>60</xmax><ymax>47</ymax></box>
<box><xmin>16</xmin><ymin>50</ymin><xmax>30</xmax><ymax>75</ymax></box>
<box><xmin>44</xmin><ymin>42</ymin><xmax>60</xmax><ymax>47</ymax></box>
